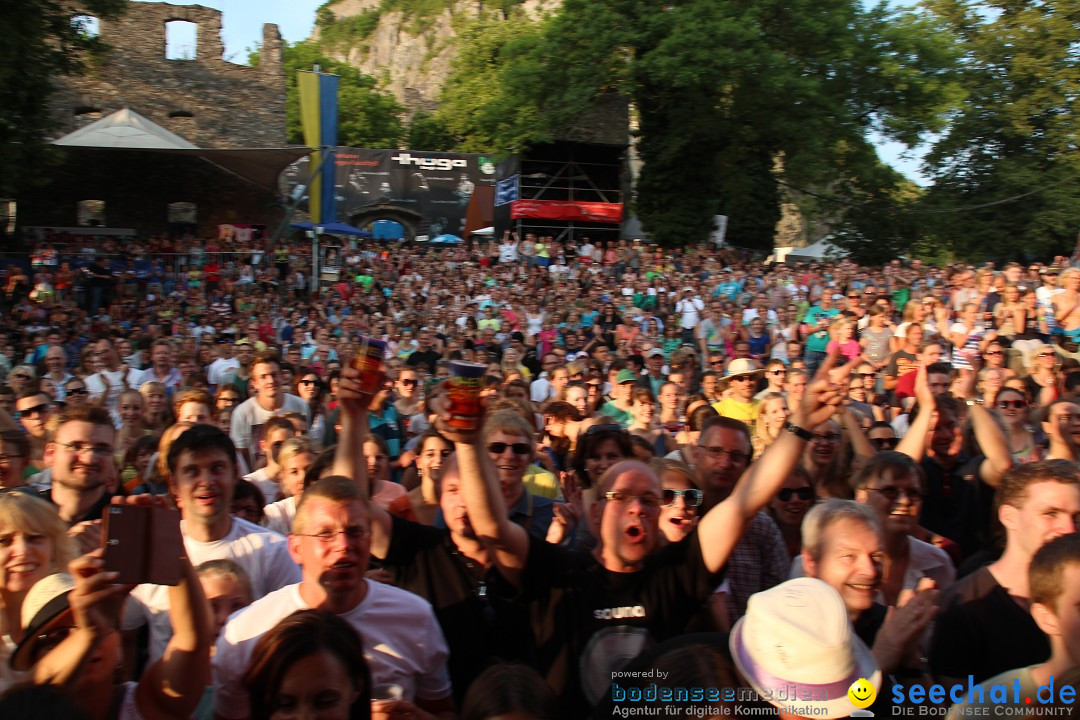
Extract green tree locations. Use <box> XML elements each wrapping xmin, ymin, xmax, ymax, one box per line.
<box><xmin>439</xmin><ymin>0</ymin><xmax>962</xmax><ymax>250</ymax></box>
<box><xmin>282</xmin><ymin>41</ymin><xmax>404</xmax><ymax>148</ymax></box>
<box><xmin>405</xmin><ymin>111</ymin><xmax>457</xmax><ymax>151</ymax></box>
<box><xmin>0</xmin><ymin>0</ymin><xmax>128</xmax><ymax>197</ymax></box>
<box><xmin>919</xmin><ymin>0</ymin><xmax>1080</xmax><ymax>261</ymax></box>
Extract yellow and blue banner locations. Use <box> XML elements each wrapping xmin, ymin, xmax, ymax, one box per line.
<box><xmin>297</xmin><ymin>70</ymin><xmax>339</xmax><ymax>224</ymax></box>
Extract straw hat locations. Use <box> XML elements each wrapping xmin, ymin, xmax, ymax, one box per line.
<box><xmin>730</xmin><ymin>578</ymin><xmax>881</xmax><ymax>719</ymax></box>
<box><xmin>10</xmin><ymin>573</ymin><xmax>75</xmax><ymax>671</ymax></box>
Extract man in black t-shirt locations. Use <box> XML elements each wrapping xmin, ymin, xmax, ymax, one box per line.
<box><xmin>405</xmin><ymin>328</ymin><xmax>442</xmax><ymax>374</ymax></box>
<box><xmin>450</xmin><ymin>354</ymin><xmax>849</xmax><ymax>715</ymax></box>
<box><xmin>929</xmin><ymin>462</ymin><xmax>1079</xmax><ymax>686</ymax></box>
<box><xmin>332</xmin><ymin>392</ymin><xmax>533</xmax><ymax>705</ymax></box>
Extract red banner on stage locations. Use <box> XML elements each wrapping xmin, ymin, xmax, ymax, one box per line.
<box><xmin>510</xmin><ymin>199</ymin><xmax>623</xmax><ymax>224</ymax></box>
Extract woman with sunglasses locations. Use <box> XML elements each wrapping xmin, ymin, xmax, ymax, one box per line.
<box><xmin>295</xmin><ymin>369</ymin><xmax>328</xmax><ymax>443</ymax></box>
<box><xmin>652</xmin><ymin>459</ymin><xmax>703</xmax><ymax>544</ymax></box>
<box><xmin>994</xmin><ymin>387</ymin><xmax>1040</xmax><ymax>463</ymax></box>
<box><xmin>1023</xmin><ymin>342</ymin><xmax>1060</xmax><ymax>407</ymax></box>
<box><xmin>767</xmin><ymin>466</ymin><xmax>815</xmax><ymax>560</ymax></box>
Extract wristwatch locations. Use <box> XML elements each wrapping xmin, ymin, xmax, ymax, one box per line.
<box><xmin>965</xmin><ymin>398</ymin><xmax>983</xmax><ymax>406</ymax></box>
<box><xmin>784</xmin><ymin>422</ymin><xmax>813</xmax><ymax>441</ymax></box>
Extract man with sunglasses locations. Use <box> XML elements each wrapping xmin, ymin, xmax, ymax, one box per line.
<box><xmin>754</xmin><ymin>359</ymin><xmax>787</xmax><ymax>400</ymax></box>
<box><xmin>450</xmin><ymin>349</ymin><xmax>847</xmax><ymax>713</ymax></box>
<box><xmin>712</xmin><ymin>358</ymin><xmax>762</xmax><ymax>426</ymax></box>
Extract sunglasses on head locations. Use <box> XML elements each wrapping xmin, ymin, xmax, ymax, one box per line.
<box><xmin>487</xmin><ymin>442</ymin><xmax>531</xmax><ymax>455</ymax></box>
<box><xmin>777</xmin><ymin>487</ymin><xmax>814</xmax><ymax>502</ymax></box>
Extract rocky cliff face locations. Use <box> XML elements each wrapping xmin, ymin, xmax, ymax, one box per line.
<box><xmin>315</xmin><ymin>0</ymin><xmax>559</xmax><ymax>113</ymax></box>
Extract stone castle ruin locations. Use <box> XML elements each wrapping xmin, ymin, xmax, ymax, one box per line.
<box><xmin>50</xmin><ymin>2</ymin><xmax>287</xmax><ymax>148</ymax></box>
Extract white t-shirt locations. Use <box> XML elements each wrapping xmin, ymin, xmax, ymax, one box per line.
<box><xmin>213</xmin><ymin>581</ymin><xmax>452</xmax><ymax>718</ymax></box>
<box><xmin>207</xmin><ymin>357</ymin><xmax>240</xmax><ymax>386</ymax></box>
<box><xmin>262</xmin><ymin>496</ymin><xmax>296</xmax><ymax>536</ymax></box>
<box><xmin>85</xmin><ymin>368</ymin><xmax>141</xmax><ymax>410</ymax></box>
<box><xmin>123</xmin><ymin>517</ymin><xmax>300</xmax><ymax>663</ymax></box>
<box><xmin>230</xmin><ymin>393</ymin><xmax>308</xmax><ymax>458</ymax></box>
<box><xmin>243</xmin><ymin>468</ymin><xmax>280</xmax><ymax>504</ymax></box>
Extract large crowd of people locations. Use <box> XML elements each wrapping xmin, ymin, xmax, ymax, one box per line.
<box><xmin>2</xmin><ymin>231</ymin><xmax>1080</xmax><ymax>719</ymax></box>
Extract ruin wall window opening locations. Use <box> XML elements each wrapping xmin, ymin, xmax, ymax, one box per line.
<box><xmin>165</xmin><ymin>20</ymin><xmax>198</xmax><ymax>61</ymax></box>
<box><xmin>71</xmin><ymin>15</ymin><xmax>100</xmax><ymax>38</ymax></box>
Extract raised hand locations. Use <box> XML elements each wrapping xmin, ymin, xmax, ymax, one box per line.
<box><xmin>795</xmin><ymin>348</ymin><xmax>845</xmax><ymax>430</ymax></box>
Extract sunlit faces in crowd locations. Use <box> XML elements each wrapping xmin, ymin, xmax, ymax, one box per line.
<box><xmin>656</xmin><ymin>461</ymin><xmax>702</xmax><ymax>543</ymax></box>
<box><xmin>0</xmin><ymin>432</ymin><xmax>30</xmax><ymax>489</ymax></box>
<box><xmin>696</xmin><ymin>420</ymin><xmax>752</xmax><ymax>500</ymax></box>
<box><xmin>16</xmin><ymin>392</ymin><xmax>53</xmax><ymax>440</ymax></box>
<box><xmin>0</xmin><ymin>491</ymin><xmax>70</xmax><ymax>597</ymax></box>
<box><xmin>592</xmin><ymin>460</ymin><xmax>665</xmax><ymax>572</ymax></box>
<box><xmin>769</xmin><ymin>470</ymin><xmax>815</xmax><ymax>534</ymax></box>
<box><xmin>853</xmin><ymin>453</ymin><xmax>925</xmax><ymax>538</ymax></box>
<box><xmin>279</xmin><ymin>438</ymin><xmax>316</xmax><ymax>500</ymax></box>
<box><xmin>197</xmin><ymin>560</ymin><xmax>254</xmax><ymax>642</ymax></box>
<box><xmin>801</xmin><ymin>500</ymin><xmax>884</xmax><ymax>618</ymax></box>
<box><xmin>805</xmin><ymin>419</ymin><xmax>841</xmax><ymax>468</ymax></box>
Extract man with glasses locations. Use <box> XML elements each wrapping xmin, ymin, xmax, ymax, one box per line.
<box><xmin>125</xmin><ymin>424</ymin><xmax>300</xmax><ymax>666</ymax></box>
<box><xmin>38</xmin><ymin>406</ymin><xmax>113</xmax><ymax>525</ymax></box>
<box><xmin>480</xmin><ymin>411</ymin><xmax>558</xmax><ymax>533</ymax></box>
<box><xmin>695</xmin><ymin>415</ymin><xmax>788</xmax><ymax>620</ymax></box>
<box><xmin>755</xmin><ymin>359</ymin><xmax>787</xmax><ymax>400</ymax></box>
<box><xmin>62</xmin><ymin>378</ymin><xmax>89</xmax><ymax>408</ymax></box>
<box><xmin>213</xmin><ymin>475</ymin><xmax>454</xmax><ymax>719</ymax></box>
<box><xmin>451</xmin><ymin>358</ymin><xmax>842</xmax><ymax>712</ymax></box>
<box><xmin>16</xmin><ymin>390</ymin><xmax>53</xmax><ymax>471</ymax></box>
<box><xmin>867</xmin><ymin>421</ymin><xmax>899</xmax><ymax>452</ymax></box>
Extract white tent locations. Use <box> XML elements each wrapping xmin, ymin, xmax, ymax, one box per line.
<box><xmin>50</xmin><ymin>108</ymin><xmax>311</xmax><ymax>192</ymax></box>
<box><xmin>471</xmin><ymin>226</ymin><xmax>495</xmax><ymax>236</ymax></box>
<box><xmin>54</xmin><ymin>107</ymin><xmax>199</xmax><ymax>150</ymax></box>
<box><xmin>784</xmin><ymin>237</ymin><xmax>847</xmax><ymax>262</ymax></box>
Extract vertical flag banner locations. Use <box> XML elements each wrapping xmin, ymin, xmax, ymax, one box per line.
<box><xmin>297</xmin><ymin>70</ymin><xmax>340</xmax><ymax>224</ymax></box>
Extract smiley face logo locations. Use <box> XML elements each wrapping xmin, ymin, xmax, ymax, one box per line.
<box><xmin>848</xmin><ymin>678</ymin><xmax>876</xmax><ymax>709</ymax></box>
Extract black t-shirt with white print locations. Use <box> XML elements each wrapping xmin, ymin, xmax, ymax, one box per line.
<box><xmin>493</xmin><ymin>530</ymin><xmax>723</xmax><ymax>716</ymax></box>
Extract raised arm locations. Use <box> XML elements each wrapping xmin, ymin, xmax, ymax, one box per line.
<box><xmin>137</xmin><ymin>555</ymin><xmax>212</xmax><ymax>720</ymax></box>
<box><xmin>434</xmin><ymin>401</ymin><xmax>530</xmax><ymax>583</ymax></box>
<box><xmin>335</xmin><ymin>366</ymin><xmax>391</xmax><ymax>559</ymax></box>
<box><xmin>896</xmin><ymin>362</ymin><xmax>935</xmax><ymax>461</ymax></box>
<box><xmin>954</xmin><ymin>372</ymin><xmax>1012</xmax><ymax>487</ymax></box>
<box><xmin>696</xmin><ymin>351</ymin><xmax>844</xmax><ymax>574</ymax></box>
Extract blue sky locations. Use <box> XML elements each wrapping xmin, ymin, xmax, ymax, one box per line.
<box><xmin>140</xmin><ymin>0</ymin><xmax>929</xmax><ymax>182</ymax></box>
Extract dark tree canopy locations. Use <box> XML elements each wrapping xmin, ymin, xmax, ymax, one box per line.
<box><xmin>0</xmin><ymin>0</ymin><xmax>128</xmax><ymax>197</ymax></box>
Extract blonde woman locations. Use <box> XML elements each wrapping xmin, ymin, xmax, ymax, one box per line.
<box><xmin>752</xmin><ymin>393</ymin><xmax>790</xmax><ymax>457</ymax></box>
<box><xmin>139</xmin><ymin>381</ymin><xmax>173</xmax><ymax>432</ymax></box>
<box><xmin>0</xmin><ymin>491</ymin><xmax>75</xmax><ymax>691</ymax></box>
